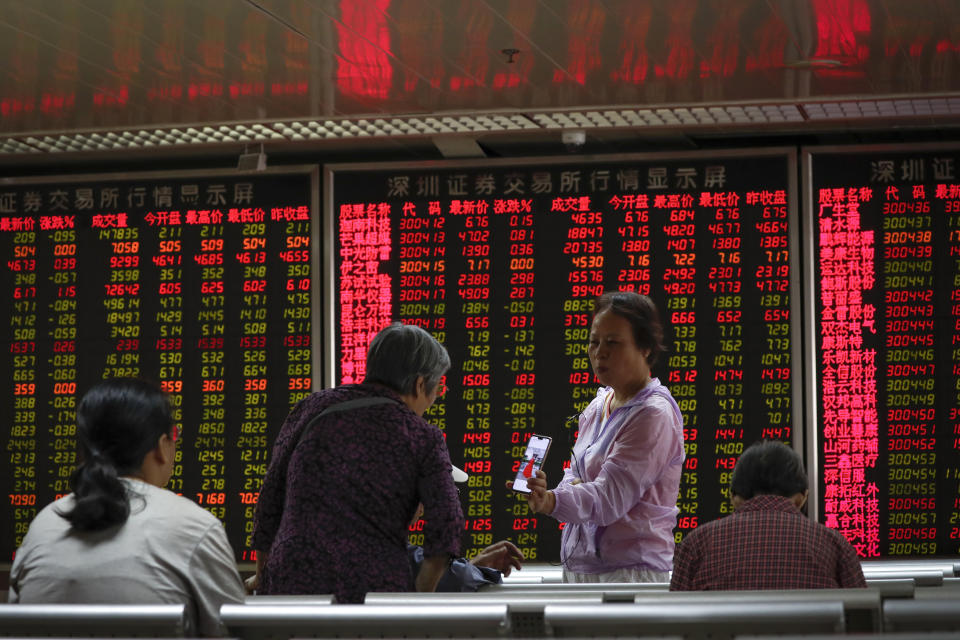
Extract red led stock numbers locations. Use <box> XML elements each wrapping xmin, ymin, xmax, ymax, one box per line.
<box><xmin>1</xmin><ymin>171</ymin><xmax>315</xmax><ymax>561</ymax></box>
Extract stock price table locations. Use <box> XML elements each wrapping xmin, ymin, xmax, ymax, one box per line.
<box><xmin>330</xmin><ymin>150</ymin><xmax>797</xmax><ymax>562</ymax></box>
<box><xmin>1</xmin><ymin>170</ymin><xmax>315</xmax><ymax>561</ymax></box>
<box><xmin>809</xmin><ymin>144</ymin><xmax>960</xmax><ymax>558</ymax></box>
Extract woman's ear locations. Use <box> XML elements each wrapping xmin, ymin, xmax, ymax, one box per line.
<box><xmin>415</xmin><ymin>375</ymin><xmax>427</xmax><ymax>398</ymax></box>
<box><xmin>153</xmin><ymin>434</ymin><xmax>174</xmax><ymax>467</ymax></box>
<box><xmin>792</xmin><ymin>490</ymin><xmax>809</xmax><ymax>511</ymax></box>
<box><xmin>137</xmin><ymin>433</ymin><xmax>176</xmax><ymax>488</ymax></box>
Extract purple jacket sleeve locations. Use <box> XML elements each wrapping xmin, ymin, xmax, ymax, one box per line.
<box><xmin>551</xmin><ymin>400</ymin><xmax>681</xmax><ymax>527</ymax></box>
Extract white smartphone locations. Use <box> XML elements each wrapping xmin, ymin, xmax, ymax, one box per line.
<box><xmin>511</xmin><ymin>434</ymin><xmax>552</xmax><ymax>494</ymax></box>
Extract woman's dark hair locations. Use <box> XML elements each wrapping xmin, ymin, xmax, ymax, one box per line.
<box><xmin>593</xmin><ymin>291</ymin><xmax>666</xmax><ymax>366</ymax></box>
<box><xmin>58</xmin><ymin>377</ymin><xmax>173</xmax><ymax>532</ymax></box>
<box><xmin>365</xmin><ymin>323</ymin><xmax>450</xmax><ymax>395</ymax></box>
<box><xmin>730</xmin><ymin>440</ymin><xmax>808</xmax><ymax>500</ymax></box>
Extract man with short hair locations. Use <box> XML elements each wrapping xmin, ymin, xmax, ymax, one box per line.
<box><xmin>670</xmin><ymin>440</ymin><xmax>866</xmax><ymax>590</ymax></box>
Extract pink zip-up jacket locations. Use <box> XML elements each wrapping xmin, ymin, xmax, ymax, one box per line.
<box><xmin>551</xmin><ymin>378</ymin><xmax>684</xmax><ymax>574</ymax></box>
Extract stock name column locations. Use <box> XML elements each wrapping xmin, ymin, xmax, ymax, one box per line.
<box><xmin>811</xmin><ymin>146</ymin><xmax>959</xmax><ymax>558</ymax></box>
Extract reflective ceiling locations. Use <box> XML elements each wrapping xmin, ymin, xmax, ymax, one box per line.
<box><xmin>1</xmin><ymin>0</ymin><xmax>959</xmax><ymax>156</ymax></box>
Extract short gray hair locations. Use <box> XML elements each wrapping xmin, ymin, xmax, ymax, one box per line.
<box><xmin>364</xmin><ymin>323</ymin><xmax>450</xmax><ymax>395</ymax></box>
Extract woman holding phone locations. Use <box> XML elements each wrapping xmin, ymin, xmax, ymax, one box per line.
<box><xmin>522</xmin><ymin>291</ymin><xmax>684</xmax><ymax>583</ymax></box>
<box><xmin>250</xmin><ymin>323</ymin><xmax>464</xmax><ymax>602</ymax></box>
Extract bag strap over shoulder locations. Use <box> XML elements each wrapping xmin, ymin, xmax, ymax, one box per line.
<box><xmin>316</xmin><ymin>396</ymin><xmax>398</xmax><ymax>418</ymax></box>
<box><xmin>295</xmin><ymin>396</ymin><xmax>399</xmax><ymax>448</ymax></box>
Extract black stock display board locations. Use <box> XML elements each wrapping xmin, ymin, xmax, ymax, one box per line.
<box><xmin>330</xmin><ymin>151</ymin><xmax>798</xmax><ymax>562</ymax></box>
<box><xmin>808</xmin><ymin>145</ymin><xmax>960</xmax><ymax>558</ymax></box>
<box><xmin>1</xmin><ymin>169</ymin><xmax>316</xmax><ymax>561</ymax></box>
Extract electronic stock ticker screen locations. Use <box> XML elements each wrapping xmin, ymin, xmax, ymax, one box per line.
<box><xmin>1</xmin><ymin>169</ymin><xmax>317</xmax><ymax>561</ymax></box>
<box><xmin>329</xmin><ymin>150</ymin><xmax>799</xmax><ymax>562</ymax></box>
<box><xmin>808</xmin><ymin>144</ymin><xmax>960</xmax><ymax>558</ymax></box>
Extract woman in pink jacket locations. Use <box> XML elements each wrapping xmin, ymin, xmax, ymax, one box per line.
<box><xmin>522</xmin><ymin>291</ymin><xmax>684</xmax><ymax>582</ymax></box>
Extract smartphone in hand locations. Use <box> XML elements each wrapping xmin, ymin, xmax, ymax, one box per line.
<box><xmin>512</xmin><ymin>434</ymin><xmax>552</xmax><ymax>494</ymax></box>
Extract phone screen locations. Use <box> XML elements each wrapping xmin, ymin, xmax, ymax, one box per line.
<box><xmin>512</xmin><ymin>434</ymin><xmax>552</xmax><ymax>493</ymax></box>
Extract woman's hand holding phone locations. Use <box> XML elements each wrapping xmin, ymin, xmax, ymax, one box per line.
<box><xmin>524</xmin><ymin>470</ymin><xmax>556</xmax><ymax>515</ymax></box>
<box><xmin>506</xmin><ymin>469</ymin><xmax>555</xmax><ymax>514</ymax></box>
<box><xmin>506</xmin><ymin>433</ymin><xmax>555</xmax><ymax>514</ymax></box>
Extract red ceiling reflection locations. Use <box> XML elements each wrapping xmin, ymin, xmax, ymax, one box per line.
<box><xmin>611</xmin><ymin>2</ymin><xmax>653</xmax><ymax>84</ymax></box>
<box><xmin>154</xmin><ymin>3</ymin><xmax>184</xmax><ymax>74</ymax></box>
<box><xmin>656</xmin><ymin>0</ymin><xmax>697</xmax><ymax>80</ymax></box>
<box><xmin>0</xmin><ymin>0</ymin><xmax>958</xmax><ymax>131</ymax></box>
<box><xmin>812</xmin><ymin>0</ymin><xmax>871</xmax><ymax>77</ymax></box>
<box><xmin>337</xmin><ymin>0</ymin><xmax>394</xmax><ymax>100</ymax></box>
<box><xmin>111</xmin><ymin>3</ymin><xmax>143</xmax><ymax>76</ymax></box>
<box><xmin>554</xmin><ymin>0</ymin><xmax>605</xmax><ymax>84</ymax></box>
<box><xmin>744</xmin><ymin>10</ymin><xmax>788</xmax><ymax>73</ymax></box>
<box><xmin>448</xmin><ymin>3</ymin><xmax>493</xmax><ymax>91</ymax></box>
<box><xmin>393</xmin><ymin>0</ymin><xmax>445</xmax><ymax>92</ymax></box>
<box><xmin>700</xmin><ymin>1</ymin><xmax>750</xmax><ymax>79</ymax></box>
<box><xmin>491</xmin><ymin>1</ymin><xmax>535</xmax><ymax>90</ymax></box>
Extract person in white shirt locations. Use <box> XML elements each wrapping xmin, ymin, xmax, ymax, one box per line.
<box><xmin>8</xmin><ymin>378</ymin><xmax>244</xmax><ymax>637</ymax></box>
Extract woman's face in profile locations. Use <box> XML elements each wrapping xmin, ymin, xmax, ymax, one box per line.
<box><xmin>588</xmin><ymin>309</ymin><xmax>651</xmax><ymax>392</ymax></box>
<box><xmin>405</xmin><ymin>377</ymin><xmax>444</xmax><ymax>416</ymax></box>
<box><xmin>159</xmin><ymin>423</ymin><xmax>179</xmax><ymax>487</ymax></box>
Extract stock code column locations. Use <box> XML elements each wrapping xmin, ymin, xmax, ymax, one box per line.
<box><xmin>0</xmin><ymin>172</ymin><xmax>315</xmax><ymax>561</ymax></box>
<box><xmin>811</xmin><ymin>145</ymin><xmax>960</xmax><ymax>558</ymax></box>
<box><xmin>331</xmin><ymin>152</ymin><xmax>796</xmax><ymax>562</ymax></box>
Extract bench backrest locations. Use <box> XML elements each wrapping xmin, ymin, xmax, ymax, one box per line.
<box><xmin>631</xmin><ymin>589</ymin><xmax>880</xmax><ymax>632</ymax></box>
<box><xmin>883</xmin><ymin>598</ymin><xmax>960</xmax><ymax>632</ymax></box>
<box><xmin>544</xmin><ymin>601</ymin><xmax>845</xmax><ymax>639</ymax></box>
<box><xmin>220</xmin><ymin>603</ymin><xmax>509</xmax><ymax>640</ymax></box>
<box><xmin>0</xmin><ymin>603</ymin><xmax>185</xmax><ymax>637</ymax></box>
<box><xmin>244</xmin><ymin>595</ymin><xmax>335</xmax><ymax>605</ymax></box>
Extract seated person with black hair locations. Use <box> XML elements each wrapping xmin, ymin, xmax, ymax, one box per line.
<box><xmin>670</xmin><ymin>440</ymin><xmax>866</xmax><ymax>590</ymax></box>
<box><xmin>9</xmin><ymin>378</ymin><xmax>244</xmax><ymax>636</ymax></box>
